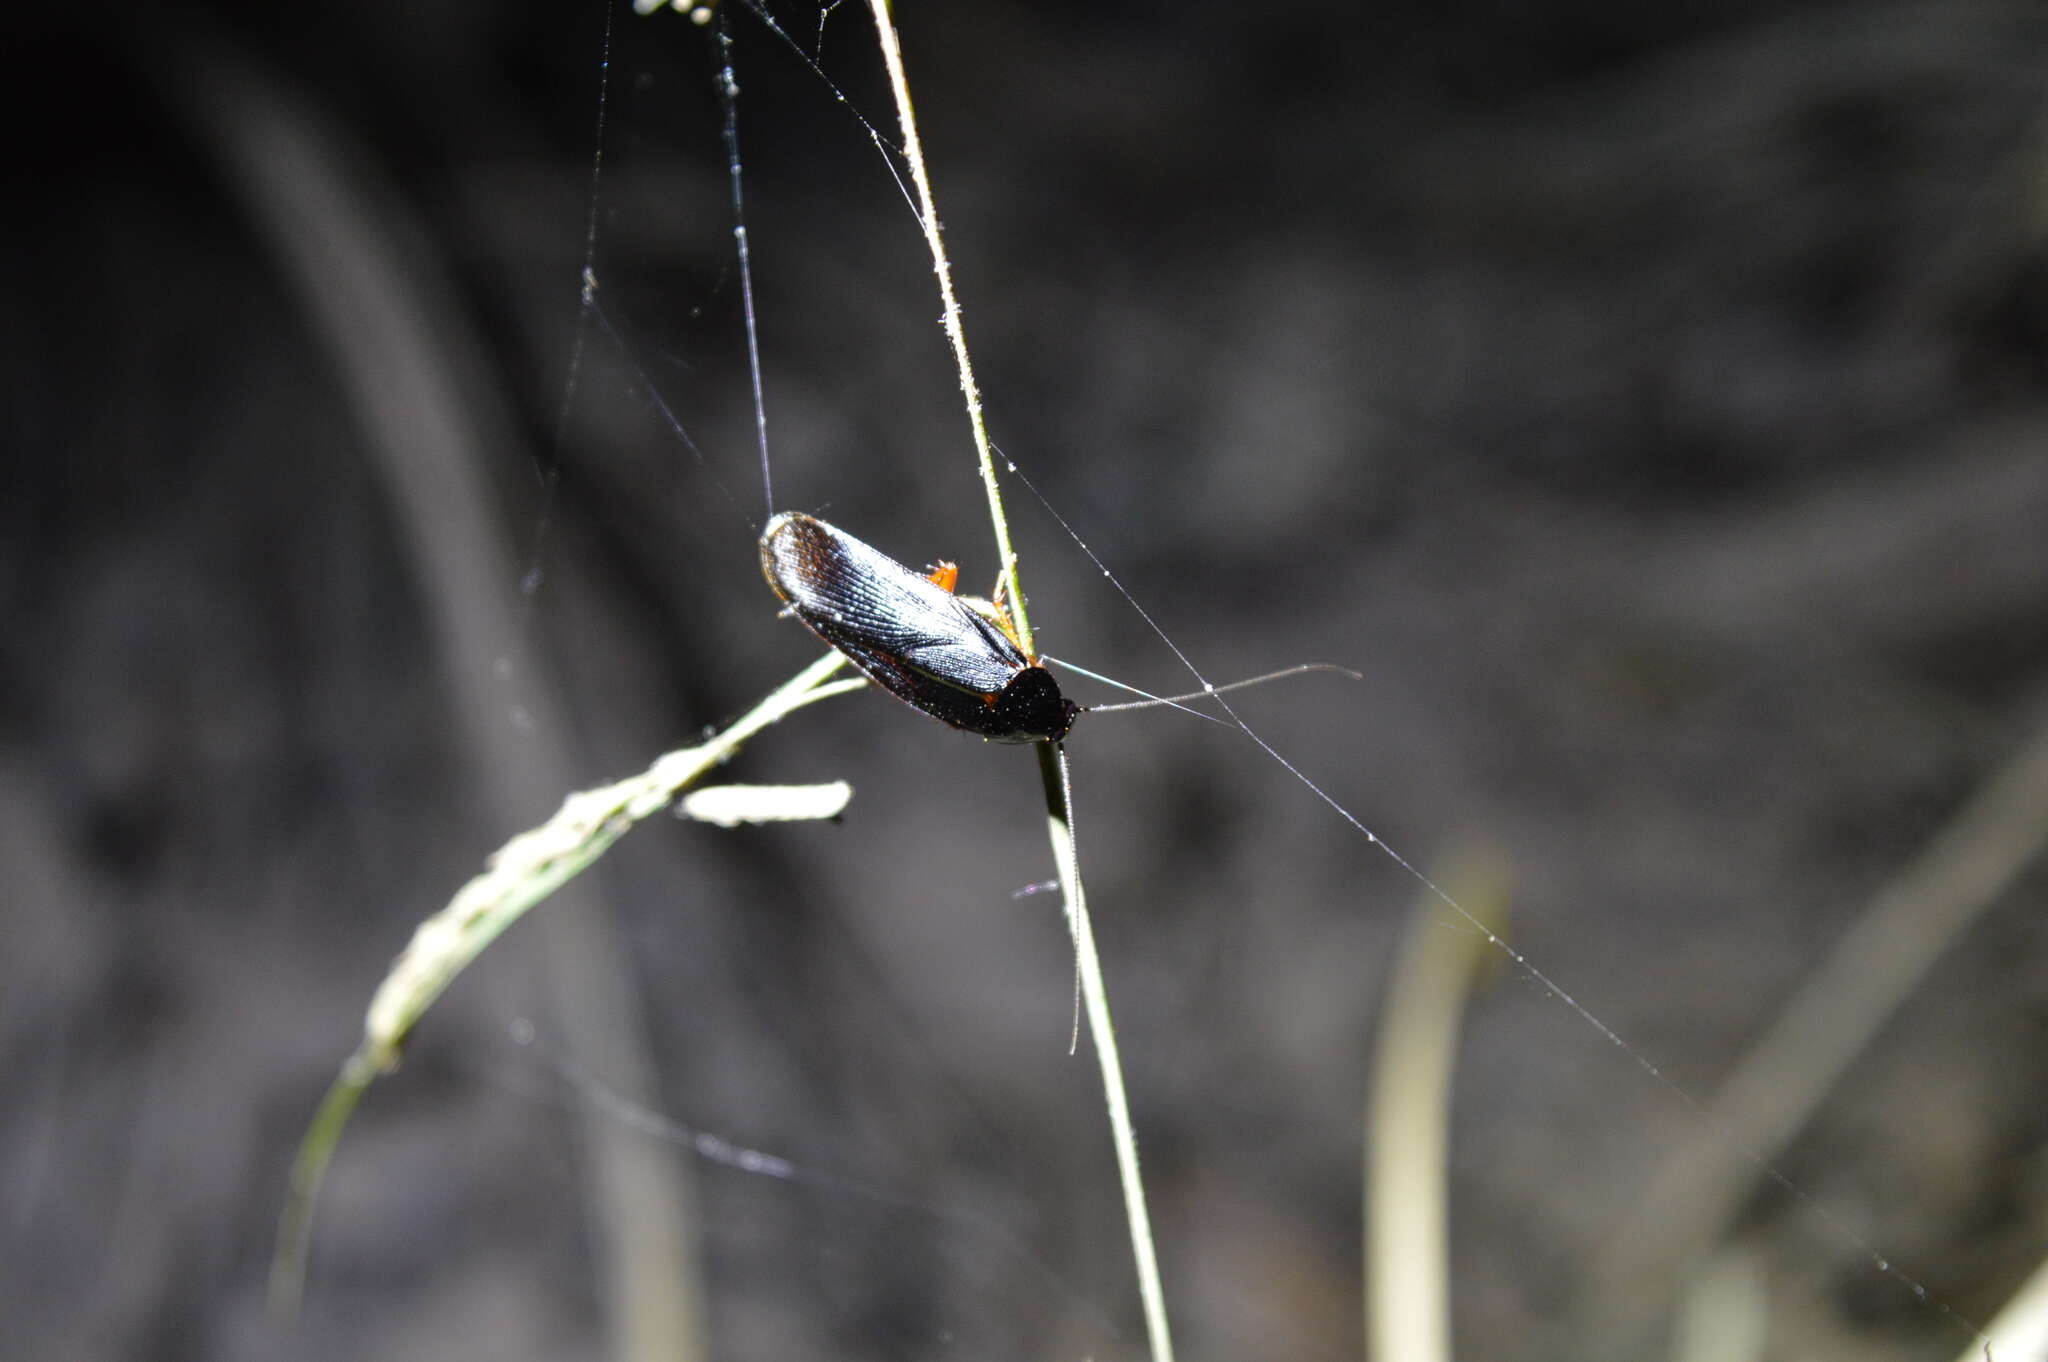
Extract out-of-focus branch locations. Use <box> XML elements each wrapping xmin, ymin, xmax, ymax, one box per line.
<box><xmin>1587</xmin><ymin>696</ymin><xmax>2048</xmax><ymax>1352</ymax></box>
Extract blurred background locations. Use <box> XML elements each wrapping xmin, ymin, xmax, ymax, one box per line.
<box><xmin>6</xmin><ymin>1</ymin><xmax>2048</xmax><ymax>1359</ymax></box>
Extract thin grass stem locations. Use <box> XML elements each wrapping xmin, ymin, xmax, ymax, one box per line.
<box><xmin>1043</xmin><ymin>742</ymin><xmax>1176</xmax><ymax>1362</ymax></box>
<box><xmin>865</xmin><ymin>6</ymin><xmax>1173</xmax><ymax>1358</ymax></box>
<box><xmin>865</xmin><ymin>0</ymin><xmax>1032</xmax><ymax>656</ymax></box>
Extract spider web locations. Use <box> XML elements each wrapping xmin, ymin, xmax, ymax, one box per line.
<box><xmin>517</xmin><ymin>4</ymin><xmax>2048</xmax><ymax>1360</ymax></box>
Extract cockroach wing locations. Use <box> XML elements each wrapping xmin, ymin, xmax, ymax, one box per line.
<box><xmin>762</xmin><ymin>512</ymin><xmax>1026</xmax><ymax>683</ymax></box>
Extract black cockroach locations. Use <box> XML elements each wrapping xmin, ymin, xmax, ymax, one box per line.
<box><xmin>761</xmin><ymin>512</ymin><xmax>1352</xmax><ymax>744</ymax></box>
<box><xmin>761</xmin><ymin>511</ymin><xmax>1080</xmax><ymax>743</ymax></box>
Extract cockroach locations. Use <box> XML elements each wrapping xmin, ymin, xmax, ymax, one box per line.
<box><xmin>760</xmin><ymin>511</ymin><xmax>1080</xmax><ymax>743</ymax></box>
<box><xmin>761</xmin><ymin>511</ymin><xmax>1352</xmax><ymax>744</ymax></box>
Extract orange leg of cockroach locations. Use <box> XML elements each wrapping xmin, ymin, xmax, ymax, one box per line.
<box><xmin>948</xmin><ymin>564</ymin><xmax>1036</xmax><ymax>661</ymax></box>
<box><xmin>987</xmin><ymin>571</ymin><xmax>1033</xmax><ymax>660</ymax></box>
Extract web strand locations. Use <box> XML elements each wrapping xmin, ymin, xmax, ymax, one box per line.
<box><xmin>716</xmin><ymin>11</ymin><xmax>776</xmax><ymax>519</ymax></box>
<box><xmin>992</xmin><ymin>449</ymin><xmax>1991</xmax><ymax>1354</ymax></box>
<box><xmin>587</xmin><ymin>297</ymin><xmax>748</xmax><ymax>520</ymax></box>
<box><xmin>517</xmin><ymin>0</ymin><xmax>620</xmax><ymax>609</ymax></box>
<box><xmin>495</xmin><ymin>1021</ymin><xmax>1138</xmax><ymax>1349</ymax></box>
<box><xmin>733</xmin><ymin>0</ymin><xmax>922</xmax><ymax>219</ymax></box>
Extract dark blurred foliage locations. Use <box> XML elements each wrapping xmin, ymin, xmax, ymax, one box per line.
<box><xmin>5</xmin><ymin>2</ymin><xmax>2048</xmax><ymax>1359</ymax></box>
